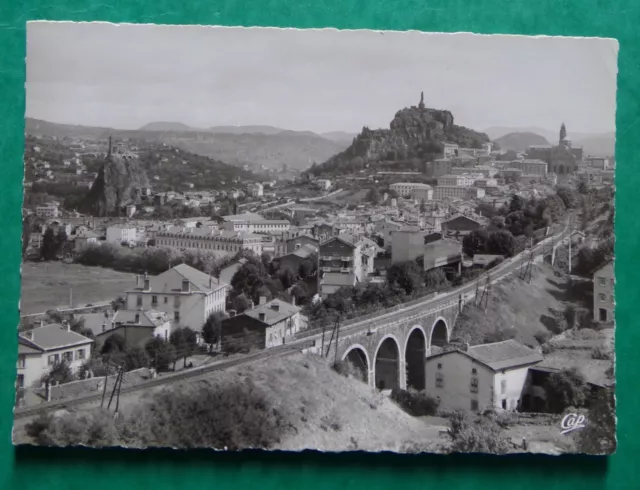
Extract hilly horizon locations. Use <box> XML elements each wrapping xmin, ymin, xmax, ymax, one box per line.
<box><xmin>494</xmin><ymin>132</ymin><xmax>551</xmax><ymax>153</ymax></box>
<box><xmin>25</xmin><ymin>117</ymin><xmax>351</xmax><ymax>171</ymax></box>
<box><xmin>484</xmin><ymin>125</ymin><xmax>616</xmax><ymax>156</ymax></box>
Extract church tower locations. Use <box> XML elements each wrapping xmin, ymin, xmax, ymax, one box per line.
<box><xmin>559</xmin><ymin>123</ymin><xmax>567</xmax><ymax>144</ymax></box>
<box><xmin>418</xmin><ymin>91</ymin><xmax>425</xmax><ymax>111</ymax></box>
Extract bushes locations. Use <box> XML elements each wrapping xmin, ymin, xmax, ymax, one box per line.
<box><xmin>543</xmin><ymin>367</ymin><xmax>589</xmax><ymax>414</ymax></box>
<box><xmin>122</xmin><ymin>381</ymin><xmax>287</xmax><ymax>450</ymax></box>
<box><xmin>26</xmin><ymin>409</ymin><xmax>119</xmax><ymax>447</ymax></box>
<box><xmin>534</xmin><ymin>329</ymin><xmax>551</xmax><ymax>345</ymax></box>
<box><xmin>591</xmin><ymin>345</ymin><xmax>612</xmax><ymax>360</ymax></box>
<box><xmin>447</xmin><ymin>411</ymin><xmax>510</xmax><ymax>454</ymax></box>
<box><xmin>332</xmin><ymin>360</ymin><xmax>366</xmax><ymax>383</ymax></box>
<box><xmin>391</xmin><ymin>389</ymin><xmax>439</xmax><ymax>416</ymax></box>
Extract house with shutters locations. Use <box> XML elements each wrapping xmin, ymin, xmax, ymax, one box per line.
<box><xmin>17</xmin><ymin>323</ymin><xmax>94</xmax><ymax>389</ymax></box>
<box><xmin>424</xmin><ymin>339</ymin><xmax>544</xmax><ymax>413</ymax></box>
<box><xmin>124</xmin><ymin>263</ymin><xmax>228</xmax><ymax>335</ymax></box>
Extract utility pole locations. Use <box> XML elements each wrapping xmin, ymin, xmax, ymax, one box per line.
<box><xmin>320</xmin><ymin>319</ymin><xmax>327</xmax><ymax>358</ymax></box>
<box><xmin>568</xmin><ymin>212</ymin><xmax>573</xmax><ymax>274</ymax></box>
<box><xmin>100</xmin><ymin>364</ymin><xmax>109</xmax><ymax>408</ymax></box>
<box><xmin>334</xmin><ymin>316</ymin><xmax>342</xmax><ymax>365</ymax></box>
<box><xmin>69</xmin><ymin>287</ymin><xmax>73</xmax><ymax>309</ymax></box>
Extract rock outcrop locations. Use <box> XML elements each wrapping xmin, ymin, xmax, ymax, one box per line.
<box><xmin>309</xmin><ymin>93</ymin><xmax>490</xmax><ymax>175</ymax></box>
<box><xmin>80</xmin><ymin>140</ymin><xmax>150</xmax><ymax>217</ymax></box>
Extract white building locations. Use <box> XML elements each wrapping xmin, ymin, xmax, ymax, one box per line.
<box><xmin>155</xmin><ymin>228</ymin><xmax>264</xmax><ymax>255</ymax></box>
<box><xmin>221</xmin><ymin>213</ymin><xmax>291</xmax><ymax>234</ymax></box>
<box><xmin>106</xmin><ymin>224</ymin><xmax>138</xmax><ymax>245</ymax></box>
<box><xmin>433</xmin><ymin>186</ymin><xmax>485</xmax><ymax>200</ymax></box>
<box><xmin>35</xmin><ymin>205</ymin><xmax>59</xmax><ymax>219</ymax></box>
<box><xmin>124</xmin><ymin>264</ymin><xmax>228</xmax><ymax>335</ymax></box>
<box><xmin>17</xmin><ymin>323</ymin><xmax>94</xmax><ymax>389</ymax></box>
<box><xmin>316</xmin><ymin>179</ymin><xmax>332</xmax><ymax>190</ymax></box>
<box><xmin>389</xmin><ymin>182</ymin><xmax>433</xmax><ymax>201</ymax></box>
<box><xmin>248</xmin><ymin>183</ymin><xmax>264</xmax><ymax>198</ymax></box>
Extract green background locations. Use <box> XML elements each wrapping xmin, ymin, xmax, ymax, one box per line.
<box><xmin>0</xmin><ymin>1</ymin><xmax>637</xmax><ymax>489</ymax></box>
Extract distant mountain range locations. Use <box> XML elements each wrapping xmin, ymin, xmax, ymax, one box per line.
<box><xmin>484</xmin><ymin>125</ymin><xmax>616</xmax><ymax>157</ymax></box>
<box><xmin>494</xmin><ymin>132</ymin><xmax>551</xmax><ymax>153</ymax></box>
<box><xmin>25</xmin><ymin>118</ymin><xmax>352</xmax><ymax>171</ymax></box>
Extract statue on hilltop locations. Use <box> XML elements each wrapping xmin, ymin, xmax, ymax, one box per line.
<box><xmin>419</xmin><ymin>91</ymin><xmax>425</xmax><ymax>110</ymax></box>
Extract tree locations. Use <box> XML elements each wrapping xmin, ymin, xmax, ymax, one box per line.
<box><xmin>575</xmin><ymin>388</ymin><xmax>616</xmax><ymax>454</ymax></box>
<box><xmin>508</xmin><ymin>194</ymin><xmax>524</xmax><ymax>213</ymax></box>
<box><xmin>40</xmin><ymin>228</ymin><xmax>57</xmax><ymax>261</ymax></box>
<box><xmin>278</xmin><ymin>266</ymin><xmax>297</xmax><ymax>289</ymax></box>
<box><xmin>145</xmin><ymin>337</ymin><xmax>177</xmax><ymax>371</ymax></box>
<box><xmin>462</xmin><ymin>229</ymin><xmax>490</xmax><ymax>257</ymax></box>
<box><xmin>42</xmin><ymin>360</ymin><xmax>75</xmax><ymax>386</ymax></box>
<box><xmin>557</xmin><ymin>186</ymin><xmax>579</xmax><ymax>209</ymax></box>
<box><xmin>386</xmin><ymin>261</ymin><xmax>424</xmax><ymax>295</ymax></box>
<box><xmin>544</xmin><ymin>367</ymin><xmax>589</xmax><ymax>413</ymax></box>
<box><xmin>299</xmin><ymin>256</ymin><xmax>316</xmax><ymax>279</ymax></box>
<box><xmin>101</xmin><ymin>334</ymin><xmax>126</xmax><ymax>355</ymax></box>
<box><xmin>419</xmin><ymin>199</ymin><xmax>426</xmax><ymax>214</ymax></box>
<box><xmin>486</xmin><ymin>230</ymin><xmax>517</xmax><ymax>257</ymax></box>
<box><xmin>124</xmin><ymin>346</ymin><xmax>150</xmax><ymax>371</ymax></box>
<box><xmin>170</xmin><ymin>327</ymin><xmax>198</xmax><ymax>368</ymax></box>
<box><xmin>202</xmin><ymin>311</ymin><xmax>225</xmax><ymax>352</ymax></box>
<box><xmin>367</xmin><ymin>187</ymin><xmax>381</xmax><ymax>204</ymax></box>
<box><xmin>22</xmin><ymin>215</ymin><xmax>34</xmax><ymax>258</ymax></box>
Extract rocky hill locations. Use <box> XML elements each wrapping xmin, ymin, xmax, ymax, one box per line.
<box><xmin>494</xmin><ymin>132</ymin><xmax>550</xmax><ymax>152</ymax></box>
<box><xmin>79</xmin><ymin>145</ymin><xmax>150</xmax><ymax>217</ymax></box>
<box><xmin>309</xmin><ymin>94</ymin><xmax>490</xmax><ymax>176</ymax></box>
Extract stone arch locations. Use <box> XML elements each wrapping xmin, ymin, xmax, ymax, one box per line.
<box><xmin>374</xmin><ymin>334</ymin><xmax>401</xmax><ymax>391</ymax></box>
<box><xmin>404</xmin><ymin>326</ymin><xmax>427</xmax><ymax>390</ymax></box>
<box><xmin>430</xmin><ymin>317</ymin><xmax>449</xmax><ymax>348</ymax></box>
<box><xmin>341</xmin><ymin>344</ymin><xmax>370</xmax><ymax>384</ymax></box>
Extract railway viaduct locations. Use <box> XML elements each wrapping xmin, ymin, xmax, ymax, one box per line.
<box><xmin>304</xmin><ymin>299</ymin><xmax>462</xmax><ymax>392</ymax></box>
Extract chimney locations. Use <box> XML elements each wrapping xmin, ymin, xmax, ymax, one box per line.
<box><xmin>247</xmin><ymin>299</ymin><xmax>255</xmax><ymax>310</ymax></box>
<box><xmin>209</xmin><ymin>276</ymin><xmax>213</xmax><ymax>288</ymax></box>
<box><xmin>136</xmin><ymin>275</ymin><xmax>141</xmax><ymax>287</ymax></box>
<box><xmin>62</xmin><ymin>320</ymin><xmax>70</xmax><ymax>332</ymax></box>
<box><xmin>259</xmin><ymin>296</ymin><xmax>267</xmax><ymax>306</ymax></box>
<box><xmin>258</xmin><ymin>312</ymin><xmax>266</xmax><ymax>322</ymax></box>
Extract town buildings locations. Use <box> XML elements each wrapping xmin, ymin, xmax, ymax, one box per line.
<box><xmin>593</xmin><ymin>261</ymin><xmax>614</xmax><ymax>322</ymax></box>
<box><xmin>424</xmin><ymin>340</ymin><xmax>544</xmax><ymax>412</ymax></box>
<box><xmin>508</xmin><ymin>159</ymin><xmax>548</xmax><ymax>177</ymax></box>
<box><xmin>423</xmin><ymin>238</ymin><xmax>463</xmax><ymax>276</ymax></box>
<box><xmin>106</xmin><ymin>224</ymin><xmax>138</xmax><ymax>245</ymax></box>
<box><xmin>35</xmin><ymin>204</ymin><xmax>60</xmax><ymax>218</ymax></box>
<box><xmin>221</xmin><ymin>298</ymin><xmax>302</xmax><ymax>351</ymax></box>
<box><xmin>389</xmin><ymin>182</ymin><xmax>433</xmax><ymax>201</ymax></box>
<box><xmin>124</xmin><ymin>264</ymin><xmax>228</xmax><ymax>334</ymax></box>
<box><xmin>391</xmin><ymin>226</ymin><xmax>427</xmax><ymax>264</ymax></box>
<box><xmin>220</xmin><ymin>212</ymin><xmax>291</xmax><ymax>234</ymax></box>
<box><xmin>155</xmin><ymin>228</ymin><xmax>264</xmax><ymax>255</ymax></box>
<box><xmin>318</xmin><ymin>234</ymin><xmax>379</xmax><ymax>297</ymax></box>
<box><xmin>17</xmin><ymin>323</ymin><xmax>94</xmax><ymax>389</ymax></box>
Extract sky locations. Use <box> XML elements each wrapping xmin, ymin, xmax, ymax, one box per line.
<box><xmin>26</xmin><ymin>23</ymin><xmax>619</xmax><ymax>135</ymax></box>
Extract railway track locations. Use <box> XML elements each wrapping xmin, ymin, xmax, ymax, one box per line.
<box><xmin>14</xmin><ymin>226</ymin><xmax>568</xmax><ymax>420</ymax></box>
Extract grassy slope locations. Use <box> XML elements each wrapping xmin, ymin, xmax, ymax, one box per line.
<box><xmin>20</xmin><ymin>261</ymin><xmax>135</xmax><ymax>314</ymax></box>
<box><xmin>453</xmin><ymin>263</ymin><xmax>614</xmax><ymax>386</ymax></box>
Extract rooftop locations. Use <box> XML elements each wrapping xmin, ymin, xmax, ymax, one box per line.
<box><xmin>468</xmin><ymin>339</ymin><xmax>543</xmax><ymax>371</ymax></box>
<box><xmin>19</xmin><ymin>323</ymin><xmax>93</xmax><ymax>351</ymax></box>
<box><xmin>244</xmin><ymin>299</ymin><xmax>301</xmax><ymax>326</ymax></box>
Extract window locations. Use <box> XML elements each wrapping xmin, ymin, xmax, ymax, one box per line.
<box><xmin>471</xmin><ymin>399</ymin><xmax>479</xmax><ymax>411</ymax></box>
<box><xmin>501</xmin><ymin>399</ymin><xmax>507</xmax><ymax>410</ymax></box>
<box><xmin>599</xmin><ymin>293</ymin><xmax>606</xmax><ymax>301</ymax></box>
<box><xmin>501</xmin><ymin>379</ymin><xmax>507</xmax><ymax>394</ymax></box>
<box><xmin>437</xmin><ymin>363</ymin><xmax>442</xmax><ymax>369</ymax></box>
<box><xmin>152</xmin><ymin>295</ymin><xmax>158</xmax><ymax>306</ymax></box>
<box><xmin>174</xmin><ymin>311</ymin><xmax>180</xmax><ymax>322</ymax></box>
<box><xmin>471</xmin><ymin>367</ymin><xmax>477</xmax><ymax>375</ymax></box>
<box><xmin>48</xmin><ymin>354</ymin><xmax>59</xmax><ymax>366</ymax></box>
<box><xmin>16</xmin><ymin>374</ymin><xmax>24</xmax><ymax>388</ymax></box>
<box><xmin>435</xmin><ymin>373</ymin><xmax>444</xmax><ymax>388</ymax></box>
<box><xmin>164</xmin><ymin>296</ymin><xmax>168</xmax><ymax>304</ymax></box>
<box><xmin>470</xmin><ymin>377</ymin><xmax>479</xmax><ymax>394</ymax></box>
<box><xmin>77</xmin><ymin>349</ymin><xmax>85</xmax><ymax>360</ymax></box>
<box><xmin>63</xmin><ymin>351</ymin><xmax>73</xmax><ymax>363</ymax></box>
<box><xmin>599</xmin><ymin>277</ymin><xmax>606</xmax><ymax>286</ymax></box>
<box><xmin>17</xmin><ymin>355</ymin><xmax>25</xmax><ymax>369</ymax></box>
<box><xmin>136</xmin><ymin>295</ymin><xmax>142</xmax><ymax>307</ymax></box>
<box><xmin>174</xmin><ymin>296</ymin><xmax>181</xmax><ymax>309</ymax></box>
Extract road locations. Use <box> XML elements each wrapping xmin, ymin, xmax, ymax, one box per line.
<box><xmin>13</xmin><ymin>224</ymin><xmax>569</xmax><ymax>420</ymax></box>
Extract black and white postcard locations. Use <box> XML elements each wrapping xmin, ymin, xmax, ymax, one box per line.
<box><xmin>15</xmin><ymin>23</ymin><xmax>617</xmax><ymax>455</ymax></box>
